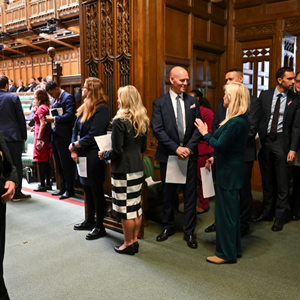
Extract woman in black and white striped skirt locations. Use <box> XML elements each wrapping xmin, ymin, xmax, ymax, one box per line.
<box><xmin>99</xmin><ymin>85</ymin><xmax>149</xmax><ymax>255</ymax></box>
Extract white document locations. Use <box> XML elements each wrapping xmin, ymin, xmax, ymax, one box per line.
<box><xmin>50</xmin><ymin>108</ymin><xmax>63</xmax><ymax>130</ymax></box>
<box><xmin>94</xmin><ymin>134</ymin><xmax>112</xmax><ymax>151</ymax></box>
<box><xmin>166</xmin><ymin>156</ymin><xmax>189</xmax><ymax>184</ymax></box>
<box><xmin>255</xmin><ymin>133</ymin><xmax>261</xmax><ymax>156</ymax></box>
<box><xmin>145</xmin><ymin>176</ymin><xmax>161</xmax><ymax>186</ymax></box>
<box><xmin>77</xmin><ymin>157</ymin><xmax>87</xmax><ymax>178</ymax></box>
<box><xmin>200</xmin><ymin>167</ymin><xmax>215</xmax><ymax>198</ymax></box>
<box><xmin>27</xmin><ymin>144</ymin><xmax>34</xmax><ymax>156</ymax></box>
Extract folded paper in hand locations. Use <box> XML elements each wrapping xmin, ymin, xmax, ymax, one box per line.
<box><xmin>145</xmin><ymin>176</ymin><xmax>161</xmax><ymax>186</ymax></box>
<box><xmin>200</xmin><ymin>167</ymin><xmax>215</xmax><ymax>198</ymax></box>
<box><xmin>94</xmin><ymin>134</ymin><xmax>112</xmax><ymax>151</ymax></box>
<box><xmin>166</xmin><ymin>156</ymin><xmax>189</xmax><ymax>184</ymax></box>
<box><xmin>50</xmin><ymin>108</ymin><xmax>63</xmax><ymax>130</ymax></box>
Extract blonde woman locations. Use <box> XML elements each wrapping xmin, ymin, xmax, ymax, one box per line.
<box><xmin>69</xmin><ymin>77</ymin><xmax>110</xmax><ymax>240</ymax></box>
<box><xmin>99</xmin><ymin>85</ymin><xmax>149</xmax><ymax>255</ymax></box>
<box><xmin>195</xmin><ymin>82</ymin><xmax>250</xmax><ymax>264</ymax></box>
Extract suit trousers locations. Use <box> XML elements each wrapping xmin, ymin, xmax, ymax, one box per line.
<box><xmin>83</xmin><ymin>184</ymin><xmax>106</xmax><ymax>229</ymax></box>
<box><xmin>258</xmin><ymin>134</ymin><xmax>288</xmax><ymax>218</ymax></box>
<box><xmin>0</xmin><ymin>203</ymin><xmax>10</xmax><ymax>300</ymax></box>
<box><xmin>51</xmin><ymin>133</ymin><xmax>74</xmax><ymax>194</ymax></box>
<box><xmin>215</xmin><ymin>185</ymin><xmax>241</xmax><ymax>260</ymax></box>
<box><xmin>160</xmin><ymin>159</ymin><xmax>197</xmax><ymax>235</ymax></box>
<box><xmin>6</xmin><ymin>141</ymin><xmax>23</xmax><ymax>198</ymax></box>
<box><xmin>239</xmin><ymin>161</ymin><xmax>254</xmax><ymax>230</ymax></box>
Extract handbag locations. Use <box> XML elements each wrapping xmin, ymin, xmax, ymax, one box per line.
<box><xmin>23</xmin><ymin>167</ymin><xmax>37</xmax><ymax>183</ymax></box>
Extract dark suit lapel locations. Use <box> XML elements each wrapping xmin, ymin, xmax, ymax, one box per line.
<box><xmin>165</xmin><ymin>93</ymin><xmax>177</xmax><ymax>131</ymax></box>
<box><xmin>266</xmin><ymin>89</ymin><xmax>275</xmax><ymax>121</ymax></box>
<box><xmin>183</xmin><ymin>93</ymin><xmax>190</xmax><ymax>133</ymax></box>
<box><xmin>283</xmin><ymin>91</ymin><xmax>294</xmax><ymax>123</ymax></box>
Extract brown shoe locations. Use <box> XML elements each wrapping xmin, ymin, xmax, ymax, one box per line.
<box><xmin>206</xmin><ymin>256</ymin><xmax>237</xmax><ymax>264</ymax></box>
<box><xmin>12</xmin><ymin>193</ymin><xmax>31</xmax><ymax>202</ymax></box>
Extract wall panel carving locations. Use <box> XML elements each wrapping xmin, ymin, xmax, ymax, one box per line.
<box><xmin>235</xmin><ymin>23</ymin><xmax>276</xmax><ymax>38</ymax></box>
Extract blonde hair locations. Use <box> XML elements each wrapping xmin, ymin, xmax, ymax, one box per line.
<box><xmin>76</xmin><ymin>77</ymin><xmax>109</xmax><ymax>122</ymax></box>
<box><xmin>220</xmin><ymin>82</ymin><xmax>250</xmax><ymax>126</ymax></box>
<box><xmin>114</xmin><ymin>85</ymin><xmax>149</xmax><ymax>137</ymax></box>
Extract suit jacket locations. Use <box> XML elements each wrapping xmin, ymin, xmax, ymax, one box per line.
<box><xmin>212</xmin><ymin>95</ymin><xmax>261</xmax><ymax>162</ymax></box>
<box><xmin>0</xmin><ymin>90</ymin><xmax>27</xmax><ymax>142</ymax></box>
<box><xmin>152</xmin><ymin>92</ymin><xmax>202</xmax><ymax>163</ymax></box>
<box><xmin>103</xmin><ymin>118</ymin><xmax>147</xmax><ymax>174</ymax></box>
<box><xmin>9</xmin><ymin>85</ymin><xmax>17</xmax><ymax>93</ymax></box>
<box><xmin>204</xmin><ymin>114</ymin><xmax>249</xmax><ymax>190</ymax></box>
<box><xmin>0</xmin><ymin>130</ymin><xmax>18</xmax><ymax>194</ymax></box>
<box><xmin>51</xmin><ymin>90</ymin><xmax>76</xmax><ymax>140</ymax></box>
<box><xmin>24</xmin><ymin>83</ymin><xmax>37</xmax><ymax>92</ymax></box>
<box><xmin>258</xmin><ymin>88</ymin><xmax>300</xmax><ymax>153</ymax></box>
<box><xmin>16</xmin><ymin>86</ymin><xmax>26</xmax><ymax>93</ymax></box>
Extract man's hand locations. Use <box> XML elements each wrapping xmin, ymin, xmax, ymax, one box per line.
<box><xmin>1</xmin><ymin>181</ymin><xmax>16</xmax><ymax>204</ymax></box>
<box><xmin>287</xmin><ymin>151</ymin><xmax>296</xmax><ymax>162</ymax></box>
<box><xmin>45</xmin><ymin>116</ymin><xmax>54</xmax><ymax>123</ymax></box>
<box><xmin>176</xmin><ymin>146</ymin><xmax>190</xmax><ymax>160</ymax></box>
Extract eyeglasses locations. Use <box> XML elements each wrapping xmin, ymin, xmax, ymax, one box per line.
<box><xmin>295</xmin><ymin>80</ymin><xmax>300</xmax><ymax>84</ymax></box>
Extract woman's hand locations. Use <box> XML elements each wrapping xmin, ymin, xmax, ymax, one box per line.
<box><xmin>36</xmin><ymin>140</ymin><xmax>43</xmax><ymax>150</ymax></box>
<box><xmin>205</xmin><ymin>157</ymin><xmax>214</xmax><ymax>171</ymax></box>
<box><xmin>194</xmin><ymin>118</ymin><xmax>208</xmax><ymax>136</ymax></box>
<box><xmin>30</xmin><ymin>126</ymin><xmax>35</xmax><ymax>132</ymax></box>
<box><xmin>99</xmin><ymin>151</ymin><xmax>104</xmax><ymax>160</ymax></box>
<box><xmin>69</xmin><ymin>143</ymin><xmax>76</xmax><ymax>152</ymax></box>
<box><xmin>71</xmin><ymin>151</ymin><xmax>78</xmax><ymax>164</ymax></box>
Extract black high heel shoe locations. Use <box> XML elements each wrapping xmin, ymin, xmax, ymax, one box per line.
<box><xmin>114</xmin><ymin>244</ymin><xmax>135</xmax><ymax>255</ymax></box>
<box><xmin>133</xmin><ymin>241</ymin><xmax>139</xmax><ymax>253</ymax></box>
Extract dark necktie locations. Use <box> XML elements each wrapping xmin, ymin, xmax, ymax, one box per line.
<box><xmin>269</xmin><ymin>93</ymin><xmax>282</xmax><ymax>139</ymax></box>
<box><xmin>176</xmin><ymin>95</ymin><xmax>184</xmax><ymax>145</ymax></box>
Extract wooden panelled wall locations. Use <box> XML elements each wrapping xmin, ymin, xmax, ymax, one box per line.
<box><xmin>0</xmin><ymin>49</ymin><xmax>81</xmax><ymax>84</ymax></box>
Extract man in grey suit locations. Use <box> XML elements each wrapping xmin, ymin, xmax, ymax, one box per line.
<box><xmin>0</xmin><ymin>75</ymin><xmax>30</xmax><ymax>201</ymax></box>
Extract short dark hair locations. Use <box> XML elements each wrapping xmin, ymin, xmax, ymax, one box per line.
<box><xmin>295</xmin><ymin>70</ymin><xmax>300</xmax><ymax>77</ymax></box>
<box><xmin>190</xmin><ymin>89</ymin><xmax>212</xmax><ymax>110</ymax></box>
<box><xmin>226</xmin><ymin>68</ymin><xmax>243</xmax><ymax>77</ymax></box>
<box><xmin>42</xmin><ymin>78</ymin><xmax>47</xmax><ymax>83</ymax></box>
<box><xmin>35</xmin><ymin>89</ymin><xmax>50</xmax><ymax>107</ymax></box>
<box><xmin>45</xmin><ymin>81</ymin><xmax>58</xmax><ymax>92</ymax></box>
<box><xmin>276</xmin><ymin>67</ymin><xmax>294</xmax><ymax>84</ymax></box>
<box><xmin>190</xmin><ymin>89</ymin><xmax>203</xmax><ymax>99</ymax></box>
<box><xmin>31</xmin><ymin>77</ymin><xmax>36</xmax><ymax>81</ymax></box>
<box><xmin>0</xmin><ymin>75</ymin><xmax>9</xmax><ymax>89</ymax></box>
<box><xmin>37</xmin><ymin>77</ymin><xmax>43</xmax><ymax>82</ymax></box>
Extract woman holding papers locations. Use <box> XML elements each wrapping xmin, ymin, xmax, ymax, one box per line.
<box><xmin>69</xmin><ymin>77</ymin><xmax>110</xmax><ymax>240</ymax></box>
<box><xmin>99</xmin><ymin>85</ymin><xmax>149</xmax><ymax>255</ymax></box>
<box><xmin>32</xmin><ymin>89</ymin><xmax>52</xmax><ymax>192</ymax></box>
<box><xmin>189</xmin><ymin>90</ymin><xmax>214</xmax><ymax>214</ymax></box>
<box><xmin>195</xmin><ymin>82</ymin><xmax>250</xmax><ymax>264</ymax></box>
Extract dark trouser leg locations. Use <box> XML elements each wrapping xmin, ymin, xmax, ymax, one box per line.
<box><xmin>182</xmin><ymin>160</ymin><xmax>197</xmax><ymax>235</ymax></box>
<box><xmin>90</xmin><ymin>184</ymin><xmax>106</xmax><ymax>228</ymax></box>
<box><xmin>6</xmin><ymin>141</ymin><xmax>23</xmax><ymax>197</ymax></box>
<box><xmin>83</xmin><ymin>185</ymin><xmax>96</xmax><ymax>225</ymax></box>
<box><xmin>0</xmin><ymin>203</ymin><xmax>9</xmax><ymax>300</ymax></box>
<box><xmin>215</xmin><ymin>186</ymin><xmax>241</xmax><ymax>260</ymax></box>
<box><xmin>45</xmin><ymin>161</ymin><xmax>51</xmax><ymax>186</ymax></box>
<box><xmin>38</xmin><ymin>162</ymin><xmax>46</xmax><ymax>187</ymax></box>
<box><xmin>239</xmin><ymin>161</ymin><xmax>254</xmax><ymax>230</ymax></box>
<box><xmin>291</xmin><ymin>166</ymin><xmax>300</xmax><ymax>211</ymax></box>
<box><xmin>160</xmin><ymin>162</ymin><xmax>177</xmax><ymax>230</ymax></box>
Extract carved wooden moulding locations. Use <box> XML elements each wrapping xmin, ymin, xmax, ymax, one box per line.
<box><xmin>285</xmin><ymin>18</ymin><xmax>300</xmax><ymax>31</ymax></box>
<box><xmin>58</xmin><ymin>4</ymin><xmax>79</xmax><ymax>18</ymax></box>
<box><xmin>5</xmin><ymin>20</ymin><xmax>27</xmax><ymax>32</ymax></box>
<box><xmin>236</xmin><ymin>23</ymin><xmax>276</xmax><ymax>38</ymax></box>
<box><xmin>29</xmin><ymin>12</ymin><xmax>55</xmax><ymax>25</ymax></box>
<box><xmin>6</xmin><ymin>1</ymin><xmax>25</xmax><ymax>11</ymax></box>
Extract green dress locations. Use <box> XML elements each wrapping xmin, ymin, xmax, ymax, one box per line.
<box><xmin>204</xmin><ymin>114</ymin><xmax>249</xmax><ymax>260</ymax></box>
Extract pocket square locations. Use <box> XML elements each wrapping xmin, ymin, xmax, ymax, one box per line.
<box><xmin>288</xmin><ymin>101</ymin><xmax>292</xmax><ymax>106</ymax></box>
<box><xmin>190</xmin><ymin>104</ymin><xmax>196</xmax><ymax>109</ymax></box>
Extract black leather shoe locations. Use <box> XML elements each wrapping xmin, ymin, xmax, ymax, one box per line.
<box><xmin>291</xmin><ymin>210</ymin><xmax>300</xmax><ymax>221</ymax></box>
<box><xmin>134</xmin><ymin>241</ymin><xmax>139</xmax><ymax>253</ymax></box>
<box><xmin>205</xmin><ymin>222</ymin><xmax>216</xmax><ymax>233</ymax></box>
<box><xmin>74</xmin><ymin>221</ymin><xmax>94</xmax><ymax>231</ymax></box>
<box><xmin>271</xmin><ymin>218</ymin><xmax>284</xmax><ymax>232</ymax></box>
<box><xmin>46</xmin><ymin>185</ymin><xmax>52</xmax><ymax>191</ymax></box>
<box><xmin>156</xmin><ymin>229</ymin><xmax>174</xmax><ymax>242</ymax></box>
<box><xmin>33</xmin><ymin>185</ymin><xmax>47</xmax><ymax>192</ymax></box>
<box><xmin>114</xmin><ymin>244</ymin><xmax>135</xmax><ymax>255</ymax></box>
<box><xmin>241</xmin><ymin>227</ymin><xmax>250</xmax><ymax>238</ymax></box>
<box><xmin>86</xmin><ymin>227</ymin><xmax>106</xmax><ymax>240</ymax></box>
<box><xmin>59</xmin><ymin>191</ymin><xmax>74</xmax><ymax>200</ymax></box>
<box><xmin>252</xmin><ymin>215</ymin><xmax>273</xmax><ymax>222</ymax></box>
<box><xmin>184</xmin><ymin>234</ymin><xmax>198</xmax><ymax>249</ymax></box>
<box><xmin>52</xmin><ymin>189</ymin><xmax>65</xmax><ymax>196</ymax></box>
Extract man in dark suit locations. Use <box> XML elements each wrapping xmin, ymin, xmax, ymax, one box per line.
<box><xmin>0</xmin><ymin>75</ymin><xmax>30</xmax><ymax>201</ymax></box>
<box><xmin>152</xmin><ymin>66</ymin><xmax>202</xmax><ymax>248</ymax></box>
<box><xmin>23</xmin><ymin>77</ymin><xmax>37</xmax><ymax>92</ymax></box>
<box><xmin>205</xmin><ymin>69</ymin><xmax>262</xmax><ymax>237</ymax></box>
<box><xmin>8</xmin><ymin>80</ymin><xmax>17</xmax><ymax>93</ymax></box>
<box><xmin>0</xmin><ymin>130</ymin><xmax>18</xmax><ymax>300</ymax></box>
<box><xmin>253</xmin><ymin>67</ymin><xmax>300</xmax><ymax>231</ymax></box>
<box><xmin>45</xmin><ymin>81</ymin><xmax>76</xmax><ymax>200</ymax></box>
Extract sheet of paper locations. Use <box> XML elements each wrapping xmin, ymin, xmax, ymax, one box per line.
<box><xmin>77</xmin><ymin>157</ymin><xmax>87</xmax><ymax>178</ymax></box>
<box><xmin>255</xmin><ymin>133</ymin><xmax>261</xmax><ymax>156</ymax></box>
<box><xmin>165</xmin><ymin>156</ymin><xmax>189</xmax><ymax>184</ymax></box>
<box><xmin>145</xmin><ymin>176</ymin><xmax>161</xmax><ymax>186</ymax></box>
<box><xmin>200</xmin><ymin>167</ymin><xmax>215</xmax><ymax>198</ymax></box>
<box><xmin>50</xmin><ymin>108</ymin><xmax>63</xmax><ymax>130</ymax></box>
<box><xmin>94</xmin><ymin>134</ymin><xmax>112</xmax><ymax>151</ymax></box>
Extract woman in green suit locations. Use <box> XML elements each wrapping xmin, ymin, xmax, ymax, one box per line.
<box><xmin>195</xmin><ymin>82</ymin><xmax>250</xmax><ymax>264</ymax></box>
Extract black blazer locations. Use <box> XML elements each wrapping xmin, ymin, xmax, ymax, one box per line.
<box><xmin>51</xmin><ymin>90</ymin><xmax>76</xmax><ymax>139</ymax></box>
<box><xmin>16</xmin><ymin>86</ymin><xmax>26</xmax><ymax>93</ymax></box>
<box><xmin>103</xmin><ymin>118</ymin><xmax>147</xmax><ymax>174</ymax></box>
<box><xmin>258</xmin><ymin>88</ymin><xmax>300</xmax><ymax>153</ymax></box>
<box><xmin>9</xmin><ymin>85</ymin><xmax>17</xmax><ymax>93</ymax></box>
<box><xmin>212</xmin><ymin>95</ymin><xmax>262</xmax><ymax>162</ymax></box>
<box><xmin>0</xmin><ymin>130</ymin><xmax>18</xmax><ymax>194</ymax></box>
<box><xmin>152</xmin><ymin>92</ymin><xmax>202</xmax><ymax>163</ymax></box>
<box><xmin>0</xmin><ymin>90</ymin><xmax>27</xmax><ymax>142</ymax></box>
<box><xmin>23</xmin><ymin>83</ymin><xmax>37</xmax><ymax>92</ymax></box>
